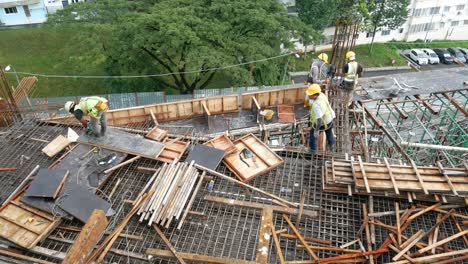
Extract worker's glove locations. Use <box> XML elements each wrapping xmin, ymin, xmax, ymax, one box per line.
<box><xmin>86</xmin><ymin>123</ymin><xmax>93</xmax><ymax>135</ymax></box>
<box><xmin>303</xmin><ymin>99</ymin><xmax>309</xmax><ymax>108</ymax></box>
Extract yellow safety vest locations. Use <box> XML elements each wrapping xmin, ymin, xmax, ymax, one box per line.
<box><xmin>309</xmin><ymin>94</ymin><xmax>333</xmax><ymax>128</ymax></box>
<box><xmin>344</xmin><ymin>61</ymin><xmax>358</xmax><ymax>82</ymax></box>
<box><xmin>74</xmin><ymin>96</ymin><xmax>108</xmax><ymax>118</ymax></box>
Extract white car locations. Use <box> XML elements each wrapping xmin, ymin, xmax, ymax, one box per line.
<box><xmin>421</xmin><ymin>49</ymin><xmax>440</xmax><ymax>64</ymax></box>
<box><xmin>409</xmin><ymin>49</ymin><xmax>429</xmax><ymax>65</ymax></box>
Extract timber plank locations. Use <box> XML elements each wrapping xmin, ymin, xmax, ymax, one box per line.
<box><xmin>41</xmin><ymin>135</ymin><xmax>71</xmax><ymax>157</ymax></box>
<box><xmin>63</xmin><ymin>209</ymin><xmax>108</xmax><ymax>264</ymax></box>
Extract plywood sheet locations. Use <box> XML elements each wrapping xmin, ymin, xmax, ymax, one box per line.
<box><xmin>22</xmin><ymin>144</ymin><xmax>126</xmax><ymax>219</ymax></box>
<box><xmin>78</xmin><ymin>128</ymin><xmax>164</xmax><ymax>159</ymax></box>
<box><xmin>41</xmin><ymin>135</ymin><xmax>71</xmax><ymax>157</ymax></box>
<box><xmin>204</xmin><ymin>134</ymin><xmax>236</xmax><ymax>156</ymax></box>
<box><xmin>157</xmin><ymin>139</ymin><xmax>190</xmax><ymax>163</ymax></box>
<box><xmin>24</xmin><ymin>169</ymin><xmax>69</xmax><ymax>199</ymax></box>
<box><xmin>185</xmin><ymin>145</ymin><xmax>225</xmax><ymax>170</ymax></box>
<box><xmin>58</xmin><ymin>183</ymin><xmax>112</xmax><ymax>223</ymax></box>
<box><xmin>277</xmin><ymin>105</ymin><xmax>295</xmax><ymax>123</ymax></box>
<box><xmin>224</xmin><ymin>134</ymin><xmax>284</xmax><ymax>182</ymax></box>
<box><xmin>146</xmin><ymin>127</ymin><xmax>168</xmax><ymax>142</ymax></box>
<box><xmin>0</xmin><ymin>197</ymin><xmax>59</xmax><ymax>249</ymax></box>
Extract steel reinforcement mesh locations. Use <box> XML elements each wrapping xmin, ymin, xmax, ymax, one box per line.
<box><xmin>0</xmin><ymin>120</ymin><xmax>466</xmax><ymax>263</ymax></box>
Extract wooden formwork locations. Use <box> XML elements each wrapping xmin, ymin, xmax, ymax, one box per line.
<box><xmin>241</xmin><ymin>86</ymin><xmax>306</xmax><ymax>110</ymax></box>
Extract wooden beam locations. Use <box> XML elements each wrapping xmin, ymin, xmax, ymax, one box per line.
<box><xmin>104</xmin><ymin>155</ymin><xmax>141</xmax><ymax>174</ymax></box>
<box><xmin>357</xmin><ymin>156</ymin><xmax>370</xmax><ymax>193</ymax></box>
<box><xmin>387</xmin><ymin>99</ymin><xmax>408</xmax><ymax>119</ymax></box>
<box><xmin>437</xmin><ymin>161</ymin><xmax>459</xmax><ymax>196</ymax></box>
<box><xmin>409</xmin><ymin>159</ymin><xmax>429</xmax><ymax>195</ymax></box>
<box><xmin>282</xmin><ymin>214</ymin><xmax>319</xmax><ymax>261</ymax></box>
<box><xmin>418</xmin><ymin>229</ymin><xmax>468</xmax><ymax>254</ymax></box>
<box><xmin>384</xmin><ymin>158</ymin><xmax>399</xmax><ymax>195</ymax></box>
<box><xmin>195</xmin><ymin>165</ymin><xmax>296</xmax><ymax>208</ymax></box>
<box><xmin>279</xmin><ymin>234</ymin><xmax>332</xmax><ymax>245</ymax></box>
<box><xmin>407</xmin><ymin>202</ymin><xmax>442</xmax><ymax>222</ymax></box>
<box><xmin>0</xmin><ymin>248</ymin><xmax>54</xmax><ymax>264</ymax></box>
<box><xmin>414</xmin><ymin>95</ymin><xmax>438</xmax><ymax>114</ymax></box>
<box><xmin>204</xmin><ymin>196</ymin><xmax>317</xmax><ymax>218</ymax></box>
<box><xmin>153</xmin><ymin>224</ymin><xmax>186</xmax><ymax>264</ymax></box>
<box><xmin>295</xmin><ymin>191</ymin><xmax>306</xmax><ymax>228</ymax></box>
<box><xmin>145</xmin><ymin>248</ymin><xmax>258</xmax><ymax>264</ymax></box>
<box><xmin>256</xmin><ymin>208</ymin><xmax>273</xmax><ymax>263</ymax></box>
<box><xmin>441</xmin><ymin>92</ymin><xmax>468</xmax><ymax>117</ymax></box>
<box><xmin>388</xmin><ymin>248</ymin><xmax>468</xmax><ymax>264</ymax></box>
<box><xmin>63</xmin><ymin>209</ymin><xmax>108</xmax><ymax>264</ymax></box>
<box><xmin>362</xmin><ymin>204</ymin><xmax>374</xmax><ymax>264</ymax></box>
<box><xmin>271</xmin><ymin>222</ymin><xmax>285</xmax><ymax>264</ymax></box>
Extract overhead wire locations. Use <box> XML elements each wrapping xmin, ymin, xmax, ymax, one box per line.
<box><xmin>4</xmin><ymin>52</ymin><xmax>298</xmax><ymax>79</ymax></box>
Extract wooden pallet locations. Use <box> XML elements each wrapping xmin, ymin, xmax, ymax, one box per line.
<box><xmin>0</xmin><ymin>194</ymin><xmax>60</xmax><ymax>249</ymax></box>
<box><xmin>323</xmin><ymin>159</ymin><xmax>468</xmax><ymax>204</ymax></box>
<box><xmin>224</xmin><ymin>134</ymin><xmax>284</xmax><ymax>182</ymax></box>
<box><xmin>157</xmin><ymin>139</ymin><xmax>190</xmax><ymax>163</ymax></box>
<box><xmin>204</xmin><ymin>134</ymin><xmax>236</xmax><ymax>156</ymax></box>
<box><xmin>145</xmin><ymin>127</ymin><xmax>168</xmax><ymax>142</ymax></box>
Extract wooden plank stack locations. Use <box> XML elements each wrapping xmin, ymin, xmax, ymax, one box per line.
<box><xmin>323</xmin><ymin>158</ymin><xmax>468</xmax><ymax>204</ymax></box>
<box><xmin>137</xmin><ymin>161</ymin><xmax>202</xmax><ymax>228</ymax></box>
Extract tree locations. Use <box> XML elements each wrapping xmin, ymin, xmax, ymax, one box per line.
<box><xmin>48</xmin><ymin>0</ymin><xmax>315</xmax><ymax>94</ymax></box>
<box><xmin>365</xmin><ymin>0</ymin><xmax>409</xmax><ymax>52</ymax></box>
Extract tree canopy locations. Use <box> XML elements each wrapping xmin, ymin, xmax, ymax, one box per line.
<box><xmin>48</xmin><ymin>0</ymin><xmax>315</xmax><ymax>94</ymax></box>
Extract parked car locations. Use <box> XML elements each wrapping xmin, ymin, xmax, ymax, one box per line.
<box><xmin>432</xmin><ymin>48</ymin><xmax>454</xmax><ymax>64</ymax></box>
<box><xmin>455</xmin><ymin>47</ymin><xmax>468</xmax><ymax>62</ymax></box>
<box><xmin>447</xmin><ymin>48</ymin><xmax>467</xmax><ymax>63</ymax></box>
<box><xmin>421</xmin><ymin>49</ymin><xmax>440</xmax><ymax>64</ymax></box>
<box><xmin>409</xmin><ymin>49</ymin><xmax>429</xmax><ymax>65</ymax></box>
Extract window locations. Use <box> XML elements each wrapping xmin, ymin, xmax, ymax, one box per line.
<box><xmin>440</xmin><ymin>22</ymin><xmax>445</xmax><ymax>28</ymax></box>
<box><xmin>451</xmin><ymin>21</ymin><xmax>459</xmax><ymax>26</ymax></box>
<box><xmin>398</xmin><ymin>28</ymin><xmax>404</xmax><ymax>33</ymax></box>
<box><xmin>413</xmin><ymin>8</ymin><xmax>428</xmax><ymax>17</ymax></box>
<box><xmin>4</xmin><ymin>7</ymin><xmax>18</xmax><ymax>14</ymax></box>
<box><xmin>464</xmin><ymin>20</ymin><xmax>468</xmax><ymax>25</ymax></box>
<box><xmin>366</xmin><ymin>32</ymin><xmax>374</xmax><ymax>38</ymax></box>
<box><xmin>381</xmin><ymin>30</ymin><xmax>391</xmax><ymax>36</ymax></box>
<box><xmin>444</xmin><ymin>6</ymin><xmax>450</xmax><ymax>12</ymax></box>
<box><xmin>408</xmin><ymin>23</ymin><xmax>435</xmax><ymax>33</ymax></box>
<box><xmin>456</xmin><ymin>5</ymin><xmax>465</xmax><ymax>11</ymax></box>
<box><xmin>429</xmin><ymin>7</ymin><xmax>440</xmax><ymax>15</ymax></box>
<box><xmin>23</xmin><ymin>5</ymin><xmax>30</xmax><ymax>17</ymax></box>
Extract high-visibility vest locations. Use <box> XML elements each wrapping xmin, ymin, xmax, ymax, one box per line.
<box><xmin>75</xmin><ymin>96</ymin><xmax>108</xmax><ymax>118</ymax></box>
<box><xmin>344</xmin><ymin>61</ymin><xmax>358</xmax><ymax>82</ymax></box>
<box><xmin>309</xmin><ymin>94</ymin><xmax>333</xmax><ymax>128</ymax></box>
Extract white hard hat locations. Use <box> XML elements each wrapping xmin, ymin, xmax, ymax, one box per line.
<box><xmin>64</xmin><ymin>101</ymin><xmax>75</xmax><ymax>112</ymax></box>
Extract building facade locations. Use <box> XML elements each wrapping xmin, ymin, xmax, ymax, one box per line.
<box><xmin>0</xmin><ymin>0</ymin><xmax>47</xmax><ymax>26</ymax></box>
<box><xmin>0</xmin><ymin>0</ymin><xmax>85</xmax><ymax>26</ymax></box>
<box><xmin>292</xmin><ymin>0</ymin><xmax>468</xmax><ymax>52</ymax></box>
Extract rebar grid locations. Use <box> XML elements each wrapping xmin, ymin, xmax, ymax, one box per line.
<box><xmin>0</xmin><ymin>119</ymin><xmax>466</xmax><ymax>263</ymax></box>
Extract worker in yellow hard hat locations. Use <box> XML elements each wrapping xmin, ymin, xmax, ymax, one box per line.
<box><xmin>342</xmin><ymin>51</ymin><xmax>363</xmax><ymax>90</ymax></box>
<box><xmin>307</xmin><ymin>53</ymin><xmax>330</xmax><ymax>85</ymax></box>
<box><xmin>64</xmin><ymin>96</ymin><xmax>109</xmax><ymax>137</ymax></box>
<box><xmin>305</xmin><ymin>84</ymin><xmax>335</xmax><ymax>154</ymax></box>
<box><xmin>341</xmin><ymin>51</ymin><xmax>363</xmax><ymax>104</ymax></box>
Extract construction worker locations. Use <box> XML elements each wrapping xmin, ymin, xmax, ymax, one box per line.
<box><xmin>64</xmin><ymin>96</ymin><xmax>108</xmax><ymax>137</ymax></box>
<box><xmin>342</xmin><ymin>51</ymin><xmax>363</xmax><ymax>91</ymax></box>
<box><xmin>307</xmin><ymin>53</ymin><xmax>329</xmax><ymax>85</ymax></box>
<box><xmin>305</xmin><ymin>84</ymin><xmax>335</xmax><ymax>154</ymax></box>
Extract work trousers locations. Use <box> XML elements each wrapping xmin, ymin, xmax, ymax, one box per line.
<box><xmin>309</xmin><ymin>122</ymin><xmax>335</xmax><ymax>153</ymax></box>
<box><xmin>90</xmin><ymin>112</ymin><xmax>107</xmax><ymax>137</ymax></box>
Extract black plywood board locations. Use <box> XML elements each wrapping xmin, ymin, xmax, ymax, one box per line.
<box><xmin>77</xmin><ymin>128</ymin><xmax>165</xmax><ymax>159</ymax></box>
<box><xmin>185</xmin><ymin>144</ymin><xmax>225</xmax><ymax>170</ymax></box>
<box><xmin>58</xmin><ymin>182</ymin><xmax>112</xmax><ymax>223</ymax></box>
<box><xmin>21</xmin><ymin>144</ymin><xmax>125</xmax><ymax>219</ymax></box>
<box><xmin>24</xmin><ymin>169</ymin><xmax>68</xmax><ymax>198</ymax></box>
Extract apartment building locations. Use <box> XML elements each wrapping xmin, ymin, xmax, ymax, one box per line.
<box><xmin>292</xmin><ymin>0</ymin><xmax>468</xmax><ymax>52</ymax></box>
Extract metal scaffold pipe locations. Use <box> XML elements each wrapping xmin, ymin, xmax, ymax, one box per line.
<box><xmin>401</xmin><ymin>141</ymin><xmax>468</xmax><ymax>152</ymax></box>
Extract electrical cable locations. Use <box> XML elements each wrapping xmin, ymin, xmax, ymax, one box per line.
<box><xmin>4</xmin><ymin>52</ymin><xmax>297</xmax><ymax>79</ymax></box>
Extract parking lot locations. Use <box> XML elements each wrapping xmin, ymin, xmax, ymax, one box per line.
<box><xmin>399</xmin><ymin>48</ymin><xmax>467</xmax><ymax>72</ymax></box>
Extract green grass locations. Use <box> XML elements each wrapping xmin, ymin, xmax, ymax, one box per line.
<box><xmin>1</xmin><ymin>26</ymin><xmax>467</xmax><ymax>97</ymax></box>
<box><xmin>0</xmin><ymin>27</ymin><xmax>110</xmax><ymax>97</ymax></box>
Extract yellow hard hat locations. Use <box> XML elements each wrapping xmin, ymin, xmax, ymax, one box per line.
<box><xmin>306</xmin><ymin>84</ymin><xmax>321</xmax><ymax>95</ymax></box>
<box><xmin>346</xmin><ymin>51</ymin><xmax>356</xmax><ymax>60</ymax></box>
<box><xmin>318</xmin><ymin>53</ymin><xmax>328</xmax><ymax>63</ymax></box>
